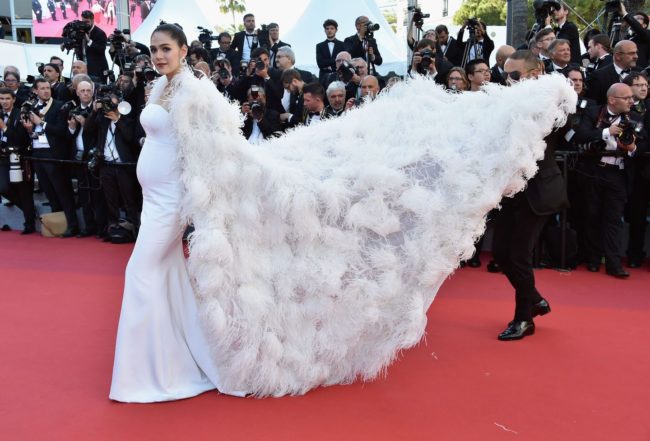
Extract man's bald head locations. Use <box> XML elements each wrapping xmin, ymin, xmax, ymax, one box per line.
<box><xmin>607</xmin><ymin>83</ymin><xmax>634</xmax><ymax>113</ymax></box>
<box><xmin>360</xmin><ymin>75</ymin><xmax>379</xmax><ymax>97</ymax></box>
<box><xmin>613</xmin><ymin>40</ymin><xmax>638</xmax><ymax>69</ymax></box>
<box><xmin>495</xmin><ymin>45</ymin><xmax>516</xmax><ymax>67</ymax></box>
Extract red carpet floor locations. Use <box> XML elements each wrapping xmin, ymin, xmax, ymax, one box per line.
<box><xmin>1</xmin><ymin>232</ymin><xmax>649</xmax><ymax>441</ymax></box>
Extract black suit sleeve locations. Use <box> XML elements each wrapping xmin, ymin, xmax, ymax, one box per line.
<box><xmin>316</xmin><ymin>43</ymin><xmax>329</xmax><ymax>70</ymax></box>
<box><xmin>624</xmin><ymin>14</ymin><xmax>650</xmax><ymax>45</ymax></box>
<box><xmin>258</xmin><ymin>109</ymin><xmax>281</xmax><ymax>138</ymax></box>
<box><xmin>87</xmin><ymin>28</ymin><xmax>107</xmax><ymax>56</ymax></box>
<box><xmin>572</xmin><ymin>107</ymin><xmax>607</xmax><ymax>149</ymax></box>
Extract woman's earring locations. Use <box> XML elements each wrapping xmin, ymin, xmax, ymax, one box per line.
<box><xmin>181</xmin><ymin>58</ymin><xmax>188</xmax><ymax>68</ymax></box>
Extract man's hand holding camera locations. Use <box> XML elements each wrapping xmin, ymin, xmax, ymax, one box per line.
<box><xmin>68</xmin><ymin>113</ymin><xmax>86</xmax><ymax>131</ymax></box>
<box><xmin>608</xmin><ymin>122</ymin><xmax>637</xmax><ymax>152</ymax></box>
<box><xmin>413</xmin><ymin>50</ymin><xmax>437</xmax><ymax>75</ymax></box>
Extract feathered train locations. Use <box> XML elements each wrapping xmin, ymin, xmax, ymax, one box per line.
<box><xmin>149</xmin><ymin>72</ymin><xmax>576</xmax><ymax>397</ymax></box>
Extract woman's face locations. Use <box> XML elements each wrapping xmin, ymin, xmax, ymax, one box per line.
<box><xmin>3</xmin><ymin>74</ymin><xmax>19</xmax><ymax>91</ymax></box>
<box><xmin>150</xmin><ymin>31</ymin><xmax>188</xmax><ymax>78</ymax></box>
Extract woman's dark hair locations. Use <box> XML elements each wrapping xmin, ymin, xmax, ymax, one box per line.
<box><xmin>153</xmin><ymin>23</ymin><xmax>188</xmax><ymax>48</ymax></box>
<box><xmin>4</xmin><ymin>71</ymin><xmax>20</xmax><ymax>82</ymax></box>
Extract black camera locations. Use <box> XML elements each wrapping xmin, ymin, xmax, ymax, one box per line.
<box><xmin>602</xmin><ymin>0</ymin><xmax>622</xmax><ymax>14</ymax></box>
<box><xmin>618</xmin><ymin>115</ymin><xmax>643</xmax><ymax>146</ymax></box>
<box><xmin>250</xmin><ymin>100</ymin><xmax>264</xmax><ymax>119</ymax></box>
<box><xmin>96</xmin><ymin>85</ymin><xmax>120</xmax><ymax>113</ymax></box>
<box><xmin>108</xmin><ymin>29</ymin><xmax>130</xmax><ymax>47</ymax></box>
<box><xmin>87</xmin><ymin>147</ymin><xmax>102</xmax><ymax>171</ymax></box>
<box><xmin>197</xmin><ymin>26</ymin><xmax>218</xmax><ymax>50</ymax></box>
<box><xmin>408</xmin><ymin>6</ymin><xmax>430</xmax><ymax>29</ymax></box>
<box><xmin>254</xmin><ymin>24</ymin><xmax>271</xmax><ymax>49</ymax></box>
<box><xmin>337</xmin><ymin>60</ymin><xmax>358</xmax><ymax>83</ymax></box>
<box><xmin>533</xmin><ymin>0</ymin><xmax>562</xmax><ymax>23</ymax></box>
<box><xmin>61</xmin><ymin>20</ymin><xmax>92</xmax><ymax>54</ymax></box>
<box><xmin>418</xmin><ymin>48</ymin><xmax>435</xmax><ymax>74</ymax></box>
<box><xmin>20</xmin><ymin>94</ymin><xmax>39</xmax><ymax>121</ymax></box>
<box><xmin>214</xmin><ymin>58</ymin><xmax>230</xmax><ymax>80</ymax></box>
<box><xmin>252</xmin><ymin>57</ymin><xmax>266</xmax><ymax>72</ymax></box>
<box><xmin>364</xmin><ymin>21</ymin><xmax>380</xmax><ymax>39</ymax></box>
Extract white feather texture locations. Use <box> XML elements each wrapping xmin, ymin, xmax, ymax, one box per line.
<box><xmin>149</xmin><ymin>71</ymin><xmax>576</xmax><ymax>397</ymax></box>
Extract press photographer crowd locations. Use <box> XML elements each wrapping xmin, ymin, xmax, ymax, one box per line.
<box><xmin>1</xmin><ymin>1</ymin><xmax>650</xmax><ymax>275</ymax></box>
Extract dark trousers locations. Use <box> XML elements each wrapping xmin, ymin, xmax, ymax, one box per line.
<box><xmin>492</xmin><ymin>193</ymin><xmax>549</xmax><ymax>322</ymax></box>
<box><xmin>582</xmin><ymin>164</ymin><xmax>627</xmax><ymax>270</ymax></box>
<box><xmin>34</xmin><ymin>9</ymin><xmax>43</xmax><ymax>23</ymax></box>
<box><xmin>99</xmin><ymin>164</ymin><xmax>140</xmax><ymax>227</ymax></box>
<box><xmin>0</xmin><ymin>161</ymin><xmax>36</xmax><ymax>228</ymax></box>
<box><xmin>31</xmin><ymin>149</ymin><xmax>79</xmax><ymax>230</ymax></box>
<box><xmin>626</xmin><ymin>161</ymin><xmax>650</xmax><ymax>262</ymax></box>
<box><xmin>73</xmin><ymin>165</ymin><xmax>107</xmax><ymax>234</ymax></box>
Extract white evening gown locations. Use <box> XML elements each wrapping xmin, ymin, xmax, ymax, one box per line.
<box><xmin>109</xmin><ymin>104</ymin><xmax>243</xmax><ymax>402</ymax></box>
<box><xmin>111</xmin><ymin>70</ymin><xmax>576</xmax><ymax>399</ymax></box>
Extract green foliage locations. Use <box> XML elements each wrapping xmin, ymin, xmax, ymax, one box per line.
<box><xmin>217</xmin><ymin>0</ymin><xmax>247</xmax><ymax>30</ymax></box>
<box><xmin>383</xmin><ymin>10</ymin><xmax>397</xmax><ymax>33</ymax></box>
<box><xmin>453</xmin><ymin>0</ymin><xmax>507</xmax><ymax>26</ymax></box>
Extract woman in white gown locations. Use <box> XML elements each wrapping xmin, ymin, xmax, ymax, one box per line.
<box><xmin>110</xmin><ymin>24</ymin><xmax>576</xmax><ymax>401</ymax></box>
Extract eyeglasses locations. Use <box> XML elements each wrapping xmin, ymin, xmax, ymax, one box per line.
<box><xmin>504</xmin><ymin>68</ymin><xmax>537</xmax><ymax>81</ymax></box>
<box><xmin>448</xmin><ymin>77</ymin><xmax>463</xmax><ymax>81</ymax></box>
<box><xmin>612</xmin><ymin>96</ymin><xmax>635</xmax><ymax>101</ymax></box>
<box><xmin>620</xmin><ymin>51</ymin><xmax>638</xmax><ymax>55</ymax></box>
<box><xmin>473</xmin><ymin>69</ymin><xmax>490</xmax><ymax>74</ymax></box>
<box><xmin>631</xmin><ymin>82</ymin><xmax>648</xmax><ymax>88</ymax></box>
<box><xmin>3</xmin><ymin>78</ymin><xmax>18</xmax><ymax>83</ymax></box>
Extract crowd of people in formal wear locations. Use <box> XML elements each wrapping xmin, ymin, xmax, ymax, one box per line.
<box><xmin>1</xmin><ymin>3</ymin><xmax>650</xmax><ymax>276</ymax></box>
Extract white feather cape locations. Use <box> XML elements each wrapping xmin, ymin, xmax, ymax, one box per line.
<box><xmin>148</xmin><ymin>71</ymin><xmax>576</xmax><ymax>397</ymax></box>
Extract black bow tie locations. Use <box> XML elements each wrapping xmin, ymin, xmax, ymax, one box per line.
<box><xmin>1</xmin><ymin>112</ymin><xmax>9</xmax><ymax>119</ymax></box>
<box><xmin>308</xmin><ymin>112</ymin><xmax>320</xmax><ymax>117</ymax></box>
<box><xmin>621</xmin><ymin>69</ymin><xmax>631</xmax><ymax>74</ymax></box>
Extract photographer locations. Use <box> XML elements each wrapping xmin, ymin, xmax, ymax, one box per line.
<box><xmin>80</xmin><ymin>10</ymin><xmax>109</xmax><ymax>82</ymax></box>
<box><xmin>302</xmin><ymin>82</ymin><xmax>326</xmax><ymax>126</ymax></box>
<box><xmin>2</xmin><ymin>70</ymin><xmax>31</xmax><ymax>106</ymax></box>
<box><xmin>547</xmin><ymin>2</ymin><xmax>581</xmax><ymax>65</ymax></box>
<box><xmin>84</xmin><ymin>90</ymin><xmax>140</xmax><ymax>240</ymax></box>
<box><xmin>324</xmin><ymin>81</ymin><xmax>346</xmax><ymax>118</ymax></box>
<box><xmin>212</xmin><ymin>57</ymin><xmax>245</xmax><ymax>103</ymax></box>
<box><xmin>210</xmin><ymin>32</ymin><xmax>241</xmax><ymax>76</ymax></box>
<box><xmin>327</xmin><ymin>52</ymin><xmax>362</xmax><ymax>102</ymax></box>
<box><xmin>490</xmin><ymin>45</ymin><xmax>515</xmax><ymax>85</ymax></box>
<box><xmin>343</xmin><ymin>16</ymin><xmax>383</xmax><ymax>75</ymax></box>
<box><xmin>619</xmin><ymin>3</ymin><xmax>650</xmax><ymax>69</ymax></box>
<box><xmin>66</xmin><ymin>79</ymin><xmax>106</xmax><ymax>237</ymax></box>
<box><xmin>268</xmin><ymin>23</ymin><xmax>291</xmax><ymax>69</ymax></box>
<box><xmin>436</xmin><ymin>24</ymin><xmax>464</xmax><ymax>67</ymax></box>
<box><xmin>242</xmin><ymin>86</ymin><xmax>281</xmax><ymax>143</ymax></box>
<box><xmin>21</xmin><ymin>78</ymin><xmax>80</xmax><ymax>237</ymax></box>
<box><xmin>232</xmin><ymin>13</ymin><xmax>262</xmax><ymax>64</ymax></box>
<box><xmin>316</xmin><ymin>19</ymin><xmax>345</xmax><ymax>86</ymax></box>
<box><xmin>344</xmin><ymin>75</ymin><xmax>380</xmax><ymax>111</ymax></box>
<box><xmin>622</xmin><ymin>72</ymin><xmax>650</xmax><ymax>268</ymax></box>
<box><xmin>0</xmin><ymin>87</ymin><xmax>36</xmax><ymax>234</ymax></box>
<box><xmin>109</xmin><ymin>30</ymin><xmax>150</xmax><ymax>74</ymax></box>
<box><xmin>43</xmin><ymin>63</ymin><xmax>72</xmax><ymax>102</ymax></box>
<box><xmin>409</xmin><ymin>38</ymin><xmax>453</xmax><ymax>85</ymax></box>
<box><xmin>457</xmin><ymin>19</ymin><xmax>494</xmax><ymax>66</ymax></box>
<box><xmin>587</xmin><ymin>40</ymin><xmax>639</xmax><ymax>104</ymax></box>
<box><xmin>572</xmin><ymin>83</ymin><xmax>646</xmax><ymax>277</ymax></box>
<box><xmin>188</xmin><ymin>47</ymin><xmax>210</xmax><ymax>67</ymax></box>
<box><xmin>586</xmin><ymin>34</ymin><xmax>613</xmax><ymax>74</ymax></box>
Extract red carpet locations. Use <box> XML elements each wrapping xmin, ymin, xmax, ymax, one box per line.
<box><xmin>1</xmin><ymin>232</ymin><xmax>649</xmax><ymax>440</ymax></box>
<box><xmin>34</xmin><ymin>7</ymin><xmax>144</xmax><ymax>39</ymax></box>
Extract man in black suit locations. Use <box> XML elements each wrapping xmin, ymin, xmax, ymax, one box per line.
<box><xmin>267</xmin><ymin>23</ymin><xmax>290</xmax><ymax>69</ymax></box>
<box><xmin>457</xmin><ymin>20</ymin><xmax>494</xmax><ymax>67</ymax></box>
<box><xmin>81</xmin><ymin>10</ymin><xmax>110</xmax><ymax>83</ymax></box>
<box><xmin>241</xmin><ymin>87</ymin><xmax>281</xmax><ymax>143</ymax></box>
<box><xmin>0</xmin><ymin>88</ymin><xmax>36</xmax><ymax>234</ymax></box>
<box><xmin>409</xmin><ymin>38</ymin><xmax>453</xmax><ymax>86</ymax></box>
<box><xmin>232</xmin><ymin>13</ymin><xmax>261</xmax><ymax>64</ymax></box>
<box><xmin>316</xmin><ymin>18</ymin><xmax>345</xmax><ymax>86</ymax></box>
<box><xmin>588</xmin><ymin>40</ymin><xmax>639</xmax><ymax>105</ymax></box>
<box><xmin>343</xmin><ymin>16</ymin><xmax>383</xmax><ymax>75</ymax></box>
<box><xmin>66</xmin><ymin>79</ymin><xmax>106</xmax><ymax>237</ymax></box>
<box><xmin>316</xmin><ymin>19</ymin><xmax>345</xmax><ymax>87</ymax></box>
<box><xmin>84</xmin><ymin>94</ymin><xmax>140</xmax><ymax>235</ymax></box>
<box><xmin>544</xmin><ymin>39</ymin><xmax>574</xmax><ymax>74</ymax></box>
<box><xmin>47</xmin><ymin>0</ymin><xmax>57</xmax><ymax>21</ymax></box>
<box><xmin>43</xmin><ymin>63</ymin><xmax>72</xmax><ymax>103</ymax></box>
<box><xmin>490</xmin><ymin>45</ymin><xmax>515</xmax><ymax>85</ymax></box>
<box><xmin>239</xmin><ymin>47</ymin><xmax>284</xmax><ymax>115</ymax></box>
<box><xmin>586</xmin><ymin>34</ymin><xmax>613</xmax><ymax>74</ymax></box>
<box><xmin>140</xmin><ymin>0</ymin><xmax>152</xmax><ymax>21</ymax></box>
<box><xmin>210</xmin><ymin>32</ymin><xmax>241</xmax><ymax>76</ymax></box>
<box><xmin>436</xmin><ymin>25</ymin><xmax>464</xmax><ymax>67</ymax></box>
<box><xmin>573</xmin><ymin>82</ymin><xmax>646</xmax><ymax>277</ymax></box>
<box><xmin>32</xmin><ymin>0</ymin><xmax>43</xmax><ymax>23</ymax></box>
<box><xmin>620</xmin><ymin>3</ymin><xmax>650</xmax><ymax>69</ymax></box>
<box><xmin>275</xmin><ymin>47</ymin><xmax>315</xmax><ymax>84</ymax></box>
<box><xmin>552</xmin><ymin>3</ymin><xmax>582</xmax><ymax>65</ymax></box>
<box><xmin>495</xmin><ymin>50</ymin><xmax>568</xmax><ymax>341</ymax></box>
<box><xmin>22</xmin><ymin>79</ymin><xmax>80</xmax><ymax>237</ymax></box>
<box><xmin>279</xmin><ymin>69</ymin><xmax>306</xmax><ymax>128</ymax></box>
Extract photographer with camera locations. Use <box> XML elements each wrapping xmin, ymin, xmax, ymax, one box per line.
<box><xmin>546</xmin><ymin>2</ymin><xmax>582</xmax><ymax>65</ymax></box>
<box><xmin>109</xmin><ymin>29</ymin><xmax>150</xmax><ymax>75</ymax></box>
<box><xmin>343</xmin><ymin>16</ymin><xmax>383</xmax><ymax>75</ymax></box>
<box><xmin>0</xmin><ymin>87</ymin><xmax>36</xmax><ymax>234</ymax></box>
<box><xmin>622</xmin><ymin>72</ymin><xmax>650</xmax><ymax>268</ymax></box>
<box><xmin>572</xmin><ymin>82</ymin><xmax>646</xmax><ymax>277</ymax></box>
<box><xmin>1</xmin><ymin>70</ymin><xmax>31</xmax><ymax>106</ymax></box>
<box><xmin>239</xmin><ymin>47</ymin><xmax>284</xmax><ymax>114</ymax></box>
<box><xmin>588</xmin><ymin>40</ymin><xmax>639</xmax><ymax>104</ymax></box>
<box><xmin>80</xmin><ymin>10</ymin><xmax>109</xmax><ymax>83</ymax></box>
<box><xmin>65</xmin><ymin>79</ymin><xmax>106</xmax><ymax>237</ymax></box>
<box><xmin>619</xmin><ymin>3</ymin><xmax>650</xmax><ymax>69</ymax></box>
<box><xmin>326</xmin><ymin>52</ymin><xmax>363</xmax><ymax>102</ymax></box>
<box><xmin>436</xmin><ymin>25</ymin><xmax>464</xmax><ymax>67</ymax></box>
<box><xmin>43</xmin><ymin>63</ymin><xmax>72</xmax><ymax>102</ymax></box>
<box><xmin>242</xmin><ymin>86</ymin><xmax>281</xmax><ymax>144</ymax></box>
<box><xmin>316</xmin><ymin>19</ymin><xmax>345</xmax><ymax>87</ymax></box>
<box><xmin>84</xmin><ymin>88</ymin><xmax>140</xmax><ymax>241</ymax></box>
<box><xmin>409</xmin><ymin>38</ymin><xmax>453</xmax><ymax>85</ymax></box>
<box><xmin>267</xmin><ymin>23</ymin><xmax>291</xmax><ymax>70</ymax></box>
<box><xmin>457</xmin><ymin>19</ymin><xmax>494</xmax><ymax>67</ymax></box>
<box><xmin>211</xmin><ymin>57</ymin><xmax>245</xmax><ymax>103</ymax></box>
<box><xmin>232</xmin><ymin>13</ymin><xmax>266</xmax><ymax>64</ymax></box>
<box><xmin>210</xmin><ymin>32</ymin><xmax>241</xmax><ymax>76</ymax></box>
<box><xmin>21</xmin><ymin>78</ymin><xmax>80</xmax><ymax>237</ymax></box>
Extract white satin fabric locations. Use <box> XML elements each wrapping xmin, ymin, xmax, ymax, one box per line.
<box><xmin>109</xmin><ymin>104</ymin><xmax>243</xmax><ymax>402</ymax></box>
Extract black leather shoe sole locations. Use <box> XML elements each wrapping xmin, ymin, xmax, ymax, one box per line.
<box><xmin>498</xmin><ymin>321</ymin><xmax>535</xmax><ymax>341</ymax></box>
<box><xmin>606</xmin><ymin>269</ymin><xmax>630</xmax><ymax>279</ymax></box>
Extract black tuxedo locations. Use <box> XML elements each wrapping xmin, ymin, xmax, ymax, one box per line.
<box><xmin>0</xmin><ymin>107</ymin><xmax>35</xmax><ymax>230</ymax></box>
<box><xmin>627</xmin><ymin>99</ymin><xmax>650</xmax><ymax>263</ymax></box>
<box><xmin>624</xmin><ymin>13</ymin><xmax>650</xmax><ymax>69</ymax></box>
<box><xmin>435</xmin><ymin>58</ymin><xmax>454</xmax><ymax>85</ymax></box>
<box><xmin>285</xmin><ymin>92</ymin><xmax>305</xmax><ymax>128</ymax></box>
<box><xmin>490</xmin><ymin>65</ymin><xmax>506</xmax><ymax>85</ymax></box>
<box><xmin>269</xmin><ymin>41</ymin><xmax>291</xmax><ymax>69</ymax></box>
<box><xmin>51</xmin><ymin>81</ymin><xmax>72</xmax><ymax>103</ymax></box>
<box><xmin>440</xmin><ymin>37</ymin><xmax>464</xmax><ymax>67</ymax></box>
<box><xmin>32</xmin><ymin>0</ymin><xmax>42</xmax><ymax>23</ymax></box>
<box><xmin>242</xmin><ymin>108</ymin><xmax>281</xmax><ymax>140</ymax></box>
<box><xmin>593</xmin><ymin>54</ymin><xmax>613</xmax><ymax>71</ymax></box>
<box><xmin>210</xmin><ymin>48</ymin><xmax>241</xmax><ymax>75</ymax></box>
<box><xmin>554</xmin><ymin>21</ymin><xmax>582</xmax><ymax>65</ymax></box>
<box><xmin>30</xmin><ymin>99</ymin><xmax>79</xmax><ymax>229</ymax></box>
<box><xmin>492</xmin><ymin>128</ymin><xmax>569</xmax><ymax>322</ymax></box>
<box><xmin>316</xmin><ymin>39</ymin><xmax>345</xmax><ymax>84</ymax></box>
<box><xmin>587</xmin><ymin>64</ymin><xmax>635</xmax><ymax>105</ymax></box>
<box><xmin>456</xmin><ymin>28</ymin><xmax>494</xmax><ymax>65</ymax></box>
<box><xmin>232</xmin><ymin>31</ymin><xmax>260</xmax><ymax>62</ymax></box>
<box><xmin>86</xmin><ymin>25</ymin><xmax>109</xmax><ymax>81</ymax></box>
<box><xmin>343</xmin><ymin>34</ymin><xmax>383</xmax><ymax>69</ymax></box>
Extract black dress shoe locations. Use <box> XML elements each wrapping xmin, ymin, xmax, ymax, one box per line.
<box><xmin>606</xmin><ymin>268</ymin><xmax>630</xmax><ymax>279</ymax></box>
<box><xmin>467</xmin><ymin>256</ymin><xmax>481</xmax><ymax>268</ymax></box>
<box><xmin>498</xmin><ymin>321</ymin><xmax>535</xmax><ymax>341</ymax></box>
<box><xmin>62</xmin><ymin>227</ymin><xmax>80</xmax><ymax>238</ymax></box>
<box><xmin>76</xmin><ymin>229</ymin><xmax>96</xmax><ymax>238</ymax></box>
<box><xmin>587</xmin><ymin>263</ymin><xmax>600</xmax><ymax>272</ymax></box>
<box><xmin>486</xmin><ymin>260</ymin><xmax>501</xmax><ymax>273</ymax></box>
<box><xmin>21</xmin><ymin>226</ymin><xmax>36</xmax><ymax>235</ymax></box>
<box><xmin>1</xmin><ymin>224</ymin><xmax>11</xmax><ymax>231</ymax></box>
<box><xmin>627</xmin><ymin>260</ymin><xmax>642</xmax><ymax>269</ymax></box>
<box><xmin>532</xmin><ymin>299</ymin><xmax>551</xmax><ymax>318</ymax></box>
